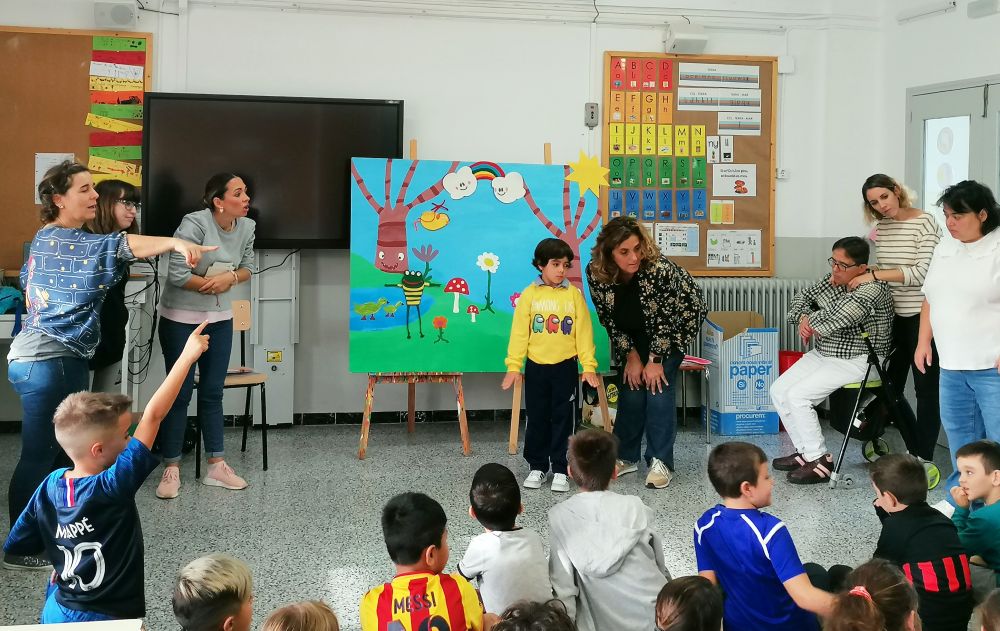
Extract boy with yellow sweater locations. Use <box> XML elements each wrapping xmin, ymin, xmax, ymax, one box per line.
<box><xmin>503</xmin><ymin>238</ymin><xmax>599</xmax><ymax>492</ymax></box>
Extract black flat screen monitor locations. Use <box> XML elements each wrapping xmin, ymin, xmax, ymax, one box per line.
<box><xmin>141</xmin><ymin>93</ymin><xmax>403</xmax><ymax>249</ymax></box>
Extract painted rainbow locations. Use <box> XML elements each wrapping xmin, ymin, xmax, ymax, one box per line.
<box><xmin>470</xmin><ymin>161</ymin><xmax>505</xmax><ymax>180</ymax></box>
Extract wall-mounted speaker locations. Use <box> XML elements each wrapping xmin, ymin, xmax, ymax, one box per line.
<box><xmin>95</xmin><ymin>1</ymin><xmax>138</xmax><ymax>30</ymax></box>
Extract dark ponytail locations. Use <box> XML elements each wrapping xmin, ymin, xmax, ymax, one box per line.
<box><xmin>202</xmin><ymin>173</ymin><xmax>240</xmax><ymax>210</ymax></box>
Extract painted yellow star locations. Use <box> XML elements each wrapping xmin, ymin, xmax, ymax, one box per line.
<box><xmin>565</xmin><ymin>151</ymin><xmax>609</xmax><ymax>198</ymax></box>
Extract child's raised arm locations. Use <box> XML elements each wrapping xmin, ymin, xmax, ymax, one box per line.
<box><xmin>133</xmin><ymin>321</ymin><xmax>210</xmax><ymax>449</ymax></box>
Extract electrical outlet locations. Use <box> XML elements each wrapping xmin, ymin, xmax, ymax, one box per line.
<box><xmin>584</xmin><ymin>103</ymin><xmax>599</xmax><ymax>128</ymax></box>
<box><xmin>776</xmin><ymin>167</ymin><xmax>789</xmax><ymax>179</ymax></box>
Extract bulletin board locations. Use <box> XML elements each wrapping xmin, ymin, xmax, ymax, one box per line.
<box><xmin>602</xmin><ymin>52</ymin><xmax>777</xmax><ymax>276</ymax></box>
<box><xmin>0</xmin><ymin>26</ymin><xmax>152</xmax><ymax>273</ymax></box>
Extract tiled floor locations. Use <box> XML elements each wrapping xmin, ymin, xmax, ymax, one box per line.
<box><xmin>0</xmin><ymin>420</ymin><xmax>955</xmax><ymax>630</ymax></box>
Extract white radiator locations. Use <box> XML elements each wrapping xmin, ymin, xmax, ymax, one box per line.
<box><xmin>694</xmin><ymin>278</ymin><xmax>815</xmax><ymax>352</ymax></box>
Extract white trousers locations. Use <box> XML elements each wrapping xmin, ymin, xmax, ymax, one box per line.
<box><xmin>769</xmin><ymin>349</ymin><xmax>869</xmax><ymax>461</ymax></box>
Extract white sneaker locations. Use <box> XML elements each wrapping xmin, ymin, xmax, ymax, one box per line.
<box><xmin>156</xmin><ymin>466</ymin><xmax>181</xmax><ymax>499</ymax></box>
<box><xmin>523</xmin><ymin>470</ymin><xmax>546</xmax><ymax>489</ymax></box>
<box><xmin>202</xmin><ymin>461</ymin><xmax>248</xmax><ymax>490</ymax></box>
<box><xmin>931</xmin><ymin>499</ymin><xmax>956</xmax><ymax>518</ymax></box>
<box><xmin>551</xmin><ymin>473</ymin><xmax>570</xmax><ymax>492</ymax></box>
<box><xmin>615</xmin><ymin>460</ymin><xmax>638</xmax><ymax>477</ymax></box>
<box><xmin>646</xmin><ymin>458</ymin><xmax>672</xmax><ymax>489</ymax></box>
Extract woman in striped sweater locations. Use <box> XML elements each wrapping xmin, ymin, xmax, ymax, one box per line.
<box><xmin>850</xmin><ymin>174</ymin><xmax>941</xmax><ymax>463</ymax></box>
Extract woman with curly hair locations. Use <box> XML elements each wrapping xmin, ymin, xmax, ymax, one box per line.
<box><xmin>586</xmin><ymin>217</ymin><xmax>707</xmax><ymax>489</ymax></box>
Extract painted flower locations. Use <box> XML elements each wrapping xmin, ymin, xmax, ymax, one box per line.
<box><xmin>510</xmin><ymin>292</ymin><xmax>521</xmax><ymax>308</ymax></box>
<box><xmin>476</xmin><ymin>252</ymin><xmax>500</xmax><ymax>273</ymax></box>
<box><xmin>432</xmin><ymin>316</ymin><xmax>448</xmax><ymax>330</ymax></box>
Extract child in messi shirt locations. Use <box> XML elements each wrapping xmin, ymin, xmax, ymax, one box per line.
<box><xmin>4</xmin><ymin>322</ymin><xmax>210</xmax><ymax>623</ymax></box>
<box><xmin>361</xmin><ymin>492</ymin><xmax>498</xmax><ymax>631</ymax></box>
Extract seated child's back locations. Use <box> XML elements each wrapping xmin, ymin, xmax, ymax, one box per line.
<box><xmin>458</xmin><ymin>464</ymin><xmax>552</xmax><ymax>614</ymax></box>
<box><xmin>549</xmin><ymin>430</ymin><xmax>669</xmax><ymax>631</ymax></box>
<box><xmin>871</xmin><ymin>454</ymin><xmax>973</xmax><ymax>631</ymax></box>
<box><xmin>696</xmin><ymin>441</ymin><xmax>832</xmax><ymax>631</ymax></box>
<box><xmin>361</xmin><ymin>492</ymin><xmax>487</xmax><ymax>631</ymax></box>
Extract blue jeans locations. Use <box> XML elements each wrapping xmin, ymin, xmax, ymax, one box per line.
<box><xmin>41</xmin><ymin>582</ymin><xmax>116</xmax><ymax>623</ymax></box>
<box><xmin>613</xmin><ymin>350</ymin><xmax>684</xmax><ymax>469</ymax></box>
<box><xmin>939</xmin><ymin>368</ymin><xmax>1000</xmax><ymax>501</ymax></box>
<box><xmin>157</xmin><ymin>317</ymin><xmax>233</xmax><ymax>462</ymax></box>
<box><xmin>7</xmin><ymin>356</ymin><xmax>89</xmax><ymax>525</ymax></box>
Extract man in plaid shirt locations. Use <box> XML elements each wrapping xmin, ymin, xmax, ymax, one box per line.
<box><xmin>771</xmin><ymin>236</ymin><xmax>894</xmax><ymax>484</ymax></box>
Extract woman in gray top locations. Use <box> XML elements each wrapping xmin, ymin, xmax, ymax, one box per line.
<box><xmin>154</xmin><ymin>173</ymin><xmax>256</xmax><ymax>500</ymax></box>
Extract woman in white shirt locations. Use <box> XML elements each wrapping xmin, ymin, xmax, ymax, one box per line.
<box><xmin>851</xmin><ymin>174</ymin><xmax>941</xmax><ymax>463</ymax></box>
<box><xmin>917</xmin><ymin>180</ymin><xmax>1000</xmax><ymax>503</ymax></box>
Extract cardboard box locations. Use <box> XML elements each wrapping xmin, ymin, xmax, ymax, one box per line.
<box><xmin>701</xmin><ymin>311</ymin><xmax>779</xmax><ymax>435</ymax></box>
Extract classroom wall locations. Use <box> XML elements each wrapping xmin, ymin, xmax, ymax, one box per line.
<box><xmin>2</xmin><ymin>0</ymin><xmax>898</xmax><ymax>415</ymax></box>
<box><xmin>881</xmin><ymin>0</ymin><xmax>1000</xmax><ymax>183</ymax></box>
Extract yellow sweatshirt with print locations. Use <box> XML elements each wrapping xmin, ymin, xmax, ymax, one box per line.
<box><xmin>504</xmin><ymin>279</ymin><xmax>598</xmax><ymax>373</ymax></box>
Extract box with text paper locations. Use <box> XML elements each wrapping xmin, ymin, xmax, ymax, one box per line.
<box><xmin>701</xmin><ymin>311</ymin><xmax>779</xmax><ymax>435</ymax></box>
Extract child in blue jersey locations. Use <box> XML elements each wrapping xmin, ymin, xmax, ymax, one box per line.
<box><xmin>3</xmin><ymin>321</ymin><xmax>210</xmax><ymax>623</ymax></box>
<box><xmin>694</xmin><ymin>441</ymin><xmax>833</xmax><ymax>631</ymax></box>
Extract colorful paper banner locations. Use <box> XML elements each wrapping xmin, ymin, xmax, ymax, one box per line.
<box><xmin>86</xmin><ymin>113</ymin><xmax>142</xmax><ymax>133</ymax></box>
<box><xmin>90</xmin><ymin>131</ymin><xmax>143</xmax><ymax>147</ymax></box>
<box><xmin>90</xmin><ymin>104</ymin><xmax>143</xmax><ymax>120</ymax></box>
<box><xmin>93</xmin><ymin>36</ymin><xmax>146</xmax><ymax>52</ymax></box>
<box><xmin>89</xmin><ymin>146</ymin><xmax>143</xmax><ymax>161</ymax></box>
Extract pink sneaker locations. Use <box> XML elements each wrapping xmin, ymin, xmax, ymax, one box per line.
<box><xmin>156</xmin><ymin>466</ymin><xmax>181</xmax><ymax>499</ymax></box>
<box><xmin>202</xmin><ymin>461</ymin><xmax>248</xmax><ymax>490</ymax></box>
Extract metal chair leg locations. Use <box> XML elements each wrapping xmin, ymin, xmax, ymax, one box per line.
<box><xmin>241</xmin><ymin>387</ymin><xmax>251</xmax><ymax>453</ymax></box>
<box><xmin>260</xmin><ymin>383</ymin><xmax>268</xmax><ymax>471</ymax></box>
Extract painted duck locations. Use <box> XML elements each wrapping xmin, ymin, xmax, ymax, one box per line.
<box><xmin>354</xmin><ymin>297</ymin><xmax>388</xmax><ymax>320</ymax></box>
<box><xmin>382</xmin><ymin>301</ymin><xmax>404</xmax><ymax>317</ymax></box>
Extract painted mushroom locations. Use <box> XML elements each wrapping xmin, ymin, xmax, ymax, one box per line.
<box><xmin>444</xmin><ymin>277</ymin><xmax>470</xmax><ymax>313</ymax></box>
<box><xmin>466</xmin><ymin>305</ymin><xmax>480</xmax><ymax>323</ymax></box>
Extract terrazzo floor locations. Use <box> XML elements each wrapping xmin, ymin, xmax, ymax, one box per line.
<box><xmin>0</xmin><ymin>420</ymin><xmax>956</xmax><ymax>630</ymax></box>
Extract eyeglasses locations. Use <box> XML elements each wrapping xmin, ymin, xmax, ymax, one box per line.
<box><xmin>827</xmin><ymin>256</ymin><xmax>859</xmax><ymax>271</ymax></box>
<box><xmin>116</xmin><ymin>200</ymin><xmax>141</xmax><ymax>211</ymax></box>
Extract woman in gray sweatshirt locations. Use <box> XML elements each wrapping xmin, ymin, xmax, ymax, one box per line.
<box><xmin>154</xmin><ymin>173</ymin><xmax>256</xmax><ymax>500</ymax></box>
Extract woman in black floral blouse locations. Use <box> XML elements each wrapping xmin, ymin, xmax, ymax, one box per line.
<box><xmin>586</xmin><ymin>217</ymin><xmax>707</xmax><ymax>489</ymax></box>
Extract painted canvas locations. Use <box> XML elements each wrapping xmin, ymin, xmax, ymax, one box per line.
<box><xmin>349</xmin><ymin>156</ymin><xmax>611</xmax><ymax>373</ymax></box>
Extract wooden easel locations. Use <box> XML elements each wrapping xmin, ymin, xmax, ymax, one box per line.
<box><xmin>357</xmin><ymin>140</ymin><xmax>472</xmax><ymax>460</ymax></box>
<box><xmin>358</xmin><ymin>371</ymin><xmax>471</xmax><ymax>459</ymax></box>
<box><xmin>507</xmin><ymin>142</ymin><xmax>613</xmax><ymax>455</ymax></box>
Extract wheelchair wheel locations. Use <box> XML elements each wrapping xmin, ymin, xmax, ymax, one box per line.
<box><xmin>862</xmin><ymin>437</ymin><xmax>891</xmax><ymax>462</ymax></box>
<box><xmin>924</xmin><ymin>461</ymin><xmax>942</xmax><ymax>490</ymax></box>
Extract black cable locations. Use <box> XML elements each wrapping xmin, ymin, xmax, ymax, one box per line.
<box><xmin>253</xmin><ymin>249</ymin><xmax>300</xmax><ymax>275</ymax></box>
<box><xmin>136</xmin><ymin>0</ymin><xmax>180</xmax><ymax>16</ymax></box>
<box><xmin>592</xmin><ymin>0</ymin><xmax>600</xmax><ymax>23</ymax></box>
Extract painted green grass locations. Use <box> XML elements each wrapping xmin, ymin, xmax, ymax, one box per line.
<box><xmin>349</xmin><ymin>252</ymin><xmax>611</xmax><ymax>374</ymax></box>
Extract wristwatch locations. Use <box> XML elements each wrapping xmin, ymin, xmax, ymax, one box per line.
<box><xmin>650</xmin><ymin>355</ymin><xmax>663</xmax><ymax>364</ymax></box>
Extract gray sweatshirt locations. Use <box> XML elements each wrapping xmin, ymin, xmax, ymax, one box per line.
<box><xmin>549</xmin><ymin>491</ymin><xmax>670</xmax><ymax>631</ymax></box>
<box><xmin>161</xmin><ymin>209</ymin><xmax>255</xmax><ymax>312</ymax></box>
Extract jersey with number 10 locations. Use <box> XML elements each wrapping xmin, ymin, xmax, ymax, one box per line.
<box><xmin>3</xmin><ymin>438</ymin><xmax>159</xmax><ymax>618</ymax></box>
<box><xmin>360</xmin><ymin>571</ymin><xmax>485</xmax><ymax>631</ymax></box>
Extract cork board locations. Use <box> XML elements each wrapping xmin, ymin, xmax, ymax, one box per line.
<box><xmin>602</xmin><ymin>52</ymin><xmax>777</xmax><ymax>276</ymax></box>
<box><xmin>0</xmin><ymin>26</ymin><xmax>153</xmax><ymax>273</ymax></box>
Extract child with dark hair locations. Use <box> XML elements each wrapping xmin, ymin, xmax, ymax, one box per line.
<box><xmin>696</xmin><ymin>441</ymin><xmax>833</xmax><ymax>630</ymax></box>
<box><xmin>458</xmin><ymin>464</ymin><xmax>552</xmax><ymax>615</ymax></box>
<box><xmin>823</xmin><ymin>559</ymin><xmax>919</xmax><ymax>631</ymax></box>
<box><xmin>655</xmin><ymin>576</ymin><xmax>722</xmax><ymax>631</ymax></box>
<box><xmin>982</xmin><ymin>589</ymin><xmax>1000</xmax><ymax>631</ymax></box>
<box><xmin>361</xmin><ymin>492</ymin><xmax>493</xmax><ymax>631</ymax></box>
<box><xmin>549</xmin><ymin>429</ymin><xmax>669</xmax><ymax>631</ymax></box>
<box><xmin>869</xmin><ymin>453</ymin><xmax>973</xmax><ymax>631</ymax></box>
<box><xmin>503</xmin><ymin>237</ymin><xmax>599</xmax><ymax>492</ymax></box>
<box><xmin>951</xmin><ymin>440</ymin><xmax>1000</xmax><ymax>598</ymax></box>
<box><xmin>493</xmin><ymin>600</ymin><xmax>576</xmax><ymax>631</ymax></box>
